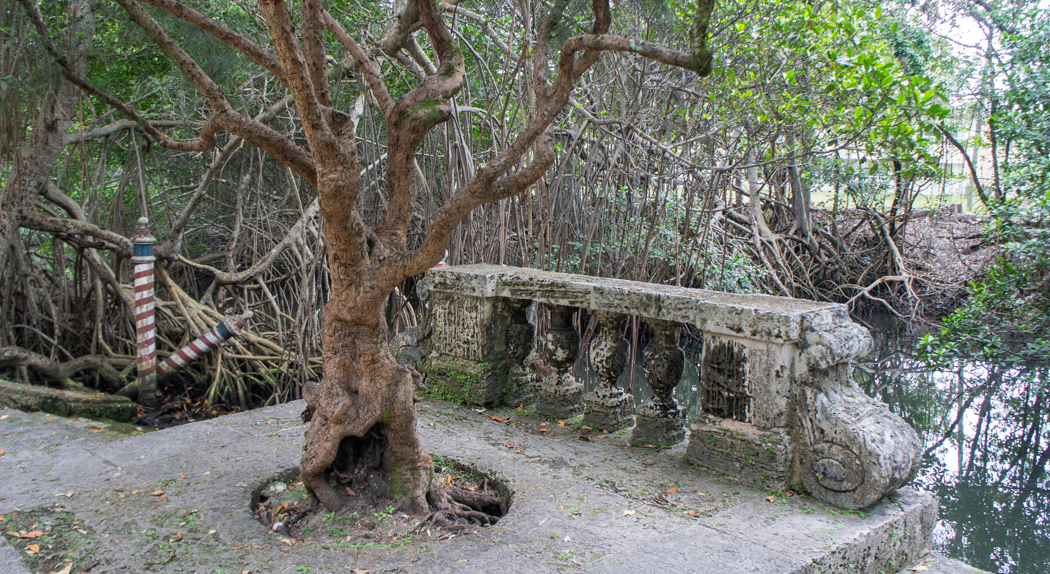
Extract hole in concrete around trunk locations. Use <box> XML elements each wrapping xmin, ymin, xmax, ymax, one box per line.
<box><xmin>251</xmin><ymin>455</ymin><xmax>513</xmax><ymax>546</ymax></box>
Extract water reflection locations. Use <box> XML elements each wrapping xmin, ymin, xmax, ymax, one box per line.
<box><xmin>574</xmin><ymin>330</ymin><xmax>1049</xmax><ymax>574</ymax></box>
<box><xmin>857</xmin><ymin>334</ymin><xmax>1049</xmax><ymax>574</ymax></box>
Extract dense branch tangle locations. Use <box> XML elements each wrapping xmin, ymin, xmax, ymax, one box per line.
<box><xmin>23</xmin><ymin>0</ymin><xmax>714</xmax><ymax>517</ymax></box>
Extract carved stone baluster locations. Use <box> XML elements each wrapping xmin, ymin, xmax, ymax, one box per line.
<box><xmin>632</xmin><ymin>319</ymin><xmax>686</xmax><ymax>446</ymax></box>
<box><xmin>583</xmin><ymin>312</ymin><xmax>633</xmax><ymax>432</ymax></box>
<box><xmin>502</xmin><ymin>300</ymin><xmax>535</xmax><ymax>407</ymax></box>
<box><xmin>535</xmin><ymin>305</ymin><xmax>584</xmax><ymax>419</ymax></box>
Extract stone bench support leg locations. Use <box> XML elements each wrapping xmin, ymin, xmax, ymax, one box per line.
<box><xmin>632</xmin><ymin>320</ymin><xmax>686</xmax><ymax>446</ymax></box>
<box><xmin>795</xmin><ymin>330</ymin><xmax>922</xmax><ymax>508</ymax></box>
<box><xmin>535</xmin><ymin>305</ymin><xmax>584</xmax><ymax>419</ymax></box>
<box><xmin>583</xmin><ymin>312</ymin><xmax>633</xmax><ymax>432</ymax></box>
<box><xmin>686</xmin><ymin>336</ymin><xmax>794</xmax><ymax>490</ymax></box>
<box><xmin>421</xmin><ymin>288</ymin><xmax>511</xmax><ymax>406</ymax></box>
<box><xmin>502</xmin><ymin>300</ymin><xmax>535</xmax><ymax>407</ymax></box>
<box><xmin>790</xmin><ymin>318</ymin><xmax>922</xmax><ymax>509</ymax></box>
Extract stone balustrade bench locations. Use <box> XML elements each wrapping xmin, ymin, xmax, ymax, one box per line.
<box><xmin>418</xmin><ymin>264</ymin><xmax>921</xmax><ymax>509</ymax></box>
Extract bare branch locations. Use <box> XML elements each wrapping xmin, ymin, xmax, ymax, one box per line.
<box><xmin>22</xmin><ymin>213</ymin><xmax>133</xmax><ymax>257</ymax></box>
<box><xmin>137</xmin><ymin>0</ymin><xmax>287</xmax><ymax>84</ymax></box>
<box><xmin>323</xmin><ymin>11</ymin><xmax>395</xmax><ymax>120</ymax></box>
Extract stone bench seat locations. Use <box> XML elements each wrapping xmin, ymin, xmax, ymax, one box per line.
<box><xmin>420</xmin><ymin>264</ymin><xmax>921</xmax><ymax>509</ymax></box>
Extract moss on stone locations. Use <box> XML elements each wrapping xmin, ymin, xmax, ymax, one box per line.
<box><xmin>422</xmin><ymin>356</ymin><xmax>508</xmax><ymax>407</ymax></box>
<box><xmin>0</xmin><ymin>379</ymin><xmax>137</xmax><ymax>421</ymax></box>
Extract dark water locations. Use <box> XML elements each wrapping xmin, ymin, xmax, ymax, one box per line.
<box><xmin>576</xmin><ymin>335</ymin><xmax>1050</xmax><ymax>574</ymax></box>
<box><xmin>856</xmin><ymin>337</ymin><xmax>1050</xmax><ymax>574</ymax></box>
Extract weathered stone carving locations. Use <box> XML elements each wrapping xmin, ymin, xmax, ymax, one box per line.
<box><xmin>535</xmin><ymin>305</ymin><xmax>584</xmax><ymax>419</ymax></box>
<box><xmin>632</xmin><ymin>320</ymin><xmax>686</xmax><ymax>446</ymax></box>
<box><xmin>421</xmin><ymin>264</ymin><xmax>922</xmax><ymax>508</ymax></box>
<box><xmin>793</xmin><ymin>313</ymin><xmax>922</xmax><ymax>509</ymax></box>
<box><xmin>583</xmin><ymin>311</ymin><xmax>633</xmax><ymax>432</ymax></box>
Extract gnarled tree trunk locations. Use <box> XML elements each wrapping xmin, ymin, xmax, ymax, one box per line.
<box><xmin>300</xmin><ymin>293</ymin><xmax>430</xmax><ymax>511</ymax></box>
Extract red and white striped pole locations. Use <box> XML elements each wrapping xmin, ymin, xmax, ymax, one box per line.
<box><xmin>132</xmin><ymin>217</ymin><xmax>158</xmax><ymax>404</ymax></box>
<box><xmin>156</xmin><ymin>311</ymin><xmax>252</xmax><ymax>379</ymax></box>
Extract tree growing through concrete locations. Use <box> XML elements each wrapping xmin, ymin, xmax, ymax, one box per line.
<box><xmin>20</xmin><ymin>0</ymin><xmax>714</xmax><ymax>521</ymax></box>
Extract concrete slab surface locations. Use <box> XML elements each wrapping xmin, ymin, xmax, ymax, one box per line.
<box><xmin>0</xmin><ymin>398</ymin><xmax>985</xmax><ymax>574</ymax></box>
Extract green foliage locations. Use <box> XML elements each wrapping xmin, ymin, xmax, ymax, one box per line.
<box><xmin>920</xmin><ymin>4</ymin><xmax>1050</xmax><ymax>365</ymax></box>
<box><xmin>921</xmin><ymin>193</ymin><xmax>1050</xmax><ymax>364</ymax></box>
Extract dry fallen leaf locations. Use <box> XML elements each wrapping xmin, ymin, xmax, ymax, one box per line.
<box><xmin>557</xmin><ymin>420</ymin><xmax>566</xmax><ymax>427</ymax></box>
<box><xmin>504</xmin><ymin>442</ymin><xmax>515</xmax><ymax>449</ymax></box>
<box><xmin>909</xmin><ymin>566</ymin><xmax>929</xmax><ymax>573</ymax></box>
<box><xmin>89</xmin><ymin>429</ymin><xmax>102</xmax><ymax>433</ymax></box>
<box><xmin>20</xmin><ymin>530</ymin><xmax>44</xmax><ymax>539</ymax></box>
<box><xmin>578</xmin><ymin>435</ymin><xmax>592</xmax><ymax>442</ymax></box>
<box><xmin>180</xmin><ymin>473</ymin><xmax>187</xmax><ymax>479</ymax></box>
<box><xmin>595</xmin><ymin>435</ymin><xmax>609</xmax><ymax>439</ymax></box>
<box><xmin>580</xmin><ymin>425</ymin><xmax>592</xmax><ymax>431</ymax></box>
<box><xmin>622</xmin><ymin>509</ymin><xmax>635</xmax><ymax>516</ymax></box>
<box><xmin>699</xmin><ymin>492</ymin><xmax>707</xmax><ymax>496</ymax></box>
<box><xmin>150</xmin><ymin>490</ymin><xmax>165</xmax><ymax>496</ymax></box>
<box><xmin>766</xmin><ymin>496</ymin><xmax>776</xmax><ymax>503</ymax></box>
<box><xmin>489</xmin><ymin>416</ymin><xmax>507</xmax><ymax>422</ymax></box>
<box><xmin>0</xmin><ymin>450</ymin><xmax>6</xmax><ymax>456</ymax></box>
<box><xmin>50</xmin><ymin>563</ymin><xmax>73</xmax><ymax>574</ymax></box>
<box><xmin>684</xmin><ymin>510</ymin><xmax>701</xmax><ymax>518</ymax></box>
<box><xmin>0</xmin><ymin>414</ymin><xmax>8</xmax><ymax>420</ymax></box>
<box><xmin>153</xmin><ymin>495</ymin><xmax>167</xmax><ymax>502</ymax></box>
<box><xmin>785</xmin><ymin>491</ymin><xmax>795</xmax><ymax>497</ymax></box>
<box><xmin>279</xmin><ymin>538</ymin><xmax>297</xmax><ymax>546</ymax></box>
<box><xmin>666</xmin><ymin>487</ymin><xmax>678</xmax><ymax>493</ymax></box>
<box><xmin>26</xmin><ymin>543</ymin><xmax>40</xmax><ymax>554</ymax></box>
<box><xmin>642</xmin><ymin>461</ymin><xmax>656</xmax><ymax>466</ymax></box>
<box><xmin>55</xmin><ymin>491</ymin><xmax>74</xmax><ymax>498</ymax></box>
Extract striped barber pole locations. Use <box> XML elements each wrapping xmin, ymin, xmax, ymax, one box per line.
<box><xmin>132</xmin><ymin>217</ymin><xmax>157</xmax><ymax>403</ymax></box>
<box><xmin>157</xmin><ymin>311</ymin><xmax>252</xmax><ymax>379</ymax></box>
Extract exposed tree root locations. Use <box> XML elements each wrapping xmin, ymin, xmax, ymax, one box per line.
<box><xmin>0</xmin><ymin>345</ymin><xmax>128</xmax><ymax>389</ymax></box>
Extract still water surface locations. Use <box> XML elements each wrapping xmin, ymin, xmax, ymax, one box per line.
<box><xmin>576</xmin><ymin>333</ymin><xmax>1049</xmax><ymax>574</ymax></box>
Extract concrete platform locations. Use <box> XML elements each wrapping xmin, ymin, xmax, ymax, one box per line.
<box><xmin>0</xmin><ymin>398</ymin><xmax>983</xmax><ymax>574</ymax></box>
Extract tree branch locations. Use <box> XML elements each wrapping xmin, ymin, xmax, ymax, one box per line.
<box><xmin>137</xmin><ymin>0</ymin><xmax>287</xmax><ymax>84</ymax></box>
<box><xmin>19</xmin><ymin>0</ymin><xmax>219</xmax><ymax>152</ymax></box>
<box><xmin>22</xmin><ymin>213</ymin><xmax>133</xmax><ymax>257</ymax></box>
<box><xmin>323</xmin><ymin>11</ymin><xmax>395</xmax><ymax>120</ymax></box>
